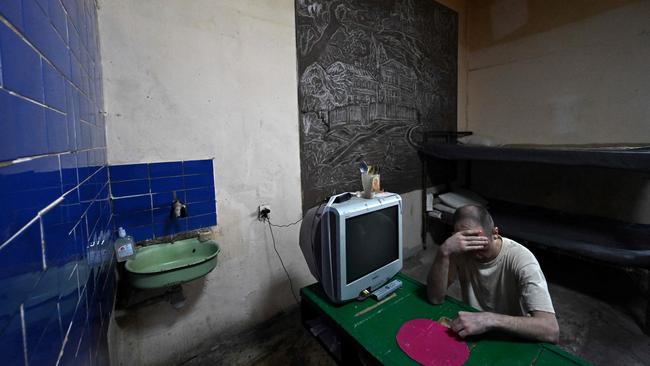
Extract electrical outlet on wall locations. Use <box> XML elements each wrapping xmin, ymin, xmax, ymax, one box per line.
<box><xmin>258</xmin><ymin>204</ymin><xmax>271</xmax><ymax>221</ymax></box>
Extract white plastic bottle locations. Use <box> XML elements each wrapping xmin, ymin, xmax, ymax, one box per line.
<box><xmin>114</xmin><ymin>227</ymin><xmax>135</xmax><ymax>262</ymax></box>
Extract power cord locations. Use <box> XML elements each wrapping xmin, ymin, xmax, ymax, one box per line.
<box><xmin>268</xmin><ymin>217</ymin><xmax>302</xmax><ymax>227</ymax></box>
<box><xmin>264</xmin><ymin>218</ymin><xmax>300</xmax><ymax>305</ymax></box>
<box><xmin>260</xmin><ymin>200</ymin><xmax>326</xmax><ymax>305</ymax></box>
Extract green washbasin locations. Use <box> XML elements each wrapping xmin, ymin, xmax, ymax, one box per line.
<box><xmin>125</xmin><ymin>238</ymin><xmax>220</xmax><ymax>289</ymax></box>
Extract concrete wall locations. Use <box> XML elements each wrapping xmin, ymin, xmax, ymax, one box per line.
<box><xmin>98</xmin><ymin>1</ymin><xmax>437</xmax><ymax>364</ymax></box>
<box><xmin>463</xmin><ymin>0</ymin><xmax>650</xmax><ymax>223</ymax></box>
<box><xmin>466</xmin><ymin>0</ymin><xmax>650</xmax><ymax>144</ymax></box>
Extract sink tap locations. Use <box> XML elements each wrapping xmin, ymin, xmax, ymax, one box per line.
<box><xmin>170</xmin><ymin>191</ymin><xmax>188</xmax><ymax>219</ymax></box>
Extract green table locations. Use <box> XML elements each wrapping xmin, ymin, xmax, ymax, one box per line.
<box><xmin>300</xmin><ymin>273</ymin><xmax>590</xmax><ymax>365</ymax></box>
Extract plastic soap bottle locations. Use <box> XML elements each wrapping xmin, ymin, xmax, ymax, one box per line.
<box><xmin>114</xmin><ymin>227</ymin><xmax>135</xmax><ymax>262</ymax></box>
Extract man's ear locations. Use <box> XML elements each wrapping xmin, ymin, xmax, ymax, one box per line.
<box><xmin>492</xmin><ymin>227</ymin><xmax>499</xmax><ymax>239</ymax></box>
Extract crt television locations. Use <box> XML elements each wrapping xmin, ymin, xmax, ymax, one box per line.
<box><xmin>299</xmin><ymin>192</ymin><xmax>403</xmax><ymax>303</ymax></box>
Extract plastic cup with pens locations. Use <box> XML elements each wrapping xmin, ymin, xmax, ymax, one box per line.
<box><xmin>360</xmin><ymin>164</ymin><xmax>381</xmax><ymax>199</ymax></box>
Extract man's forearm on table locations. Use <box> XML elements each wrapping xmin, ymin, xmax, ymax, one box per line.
<box><xmin>489</xmin><ymin>312</ymin><xmax>559</xmax><ymax>344</ymax></box>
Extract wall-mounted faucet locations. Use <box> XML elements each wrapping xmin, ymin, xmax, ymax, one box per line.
<box><xmin>170</xmin><ymin>191</ymin><xmax>188</xmax><ymax>219</ymax></box>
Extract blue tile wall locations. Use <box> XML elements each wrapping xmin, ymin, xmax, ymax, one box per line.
<box><xmin>0</xmin><ymin>1</ymin><xmax>112</xmax><ymax>365</ymax></box>
<box><xmin>109</xmin><ymin>159</ymin><xmax>217</xmax><ymax>242</ymax></box>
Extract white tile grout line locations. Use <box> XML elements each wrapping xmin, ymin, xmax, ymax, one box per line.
<box><xmin>0</xmin><ymin>41</ymin><xmax>104</xmax><ymax>126</ymax></box>
<box><xmin>76</xmin><ymin>266</ymin><xmax>81</xmax><ymax>301</ymax></box>
<box><xmin>57</xmin><ymin>302</ymin><xmax>63</xmax><ymax>339</ymax></box>
<box><xmin>0</xmin><ymin>216</ymin><xmax>40</xmax><ymax>252</ymax></box>
<box><xmin>98</xmin><ymin>301</ymin><xmax>103</xmax><ymax>343</ymax></box>
<box><xmin>67</xmin><ymin>263</ymin><xmax>77</xmax><ymax>282</ymax></box>
<box><xmin>1</xmin><ymin>157</ymin><xmax>215</xmax><ymax>250</ymax></box>
<box><xmin>20</xmin><ymin>304</ymin><xmax>29</xmax><ymax>366</ymax></box>
<box><xmin>57</xmin><ymin>155</ymin><xmax>64</xmax><ymax>194</ymax></box>
<box><xmin>1</xmin><ymin>87</ymin><xmax>66</xmax><ymax>114</ymax></box>
<box><xmin>88</xmin><ymin>214</ymin><xmax>99</xmax><ymax>244</ymax></box>
<box><xmin>0</xmin><ymin>153</ymin><xmax>57</xmax><ymax>168</ymax></box>
<box><xmin>83</xmin><ymin>210</ymin><xmax>90</xmax><ymax>242</ymax></box>
<box><xmin>68</xmin><ymin>186</ymin><xmax>104</xmax><ymax>237</ymax></box>
<box><xmin>0</xmin><ymin>163</ymin><xmax>106</xmax><ymax>250</ymax></box>
<box><xmin>56</xmin><ymin>282</ymin><xmax>88</xmax><ymax>364</ymax></box>
<box><xmin>0</xmin><ymin>147</ymin><xmax>107</xmax><ymax>168</ymax></box>
<box><xmin>74</xmin><ymin>322</ymin><xmax>85</xmax><ymax>359</ymax></box>
<box><xmin>39</xmin><ymin>217</ymin><xmax>47</xmax><ymax>271</ymax></box>
<box><xmin>0</xmin><ymin>13</ymin><xmax>105</xmax><ymax>111</ymax></box>
<box><xmin>56</xmin><ymin>303</ymin><xmax>75</xmax><ymax>366</ymax></box>
<box><xmin>0</xmin><ymin>194</ymin><xmax>64</xmax><ymax>251</ymax></box>
<box><xmin>1</xmin><ymin>4</ymin><xmax>107</xmax><ymax>359</ymax></box>
<box><xmin>63</xmin><ymin>167</ymin><xmax>108</xmax><ymax>208</ymax></box>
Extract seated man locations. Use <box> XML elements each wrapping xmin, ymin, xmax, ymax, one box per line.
<box><xmin>426</xmin><ymin>204</ymin><xmax>559</xmax><ymax>343</ymax></box>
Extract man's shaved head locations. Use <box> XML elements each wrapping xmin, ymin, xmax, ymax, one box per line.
<box><xmin>453</xmin><ymin>205</ymin><xmax>494</xmax><ymax>236</ymax></box>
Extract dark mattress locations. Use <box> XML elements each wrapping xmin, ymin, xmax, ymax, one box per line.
<box><xmin>489</xmin><ymin>201</ymin><xmax>650</xmax><ymax>267</ymax></box>
<box><xmin>417</xmin><ymin>143</ymin><xmax>650</xmax><ymax>172</ymax></box>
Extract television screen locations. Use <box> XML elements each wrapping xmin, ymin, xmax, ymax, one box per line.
<box><xmin>345</xmin><ymin>206</ymin><xmax>399</xmax><ymax>284</ymax></box>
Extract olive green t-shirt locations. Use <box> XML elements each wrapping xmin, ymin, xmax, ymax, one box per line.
<box><xmin>452</xmin><ymin>237</ymin><xmax>555</xmax><ymax>316</ymax></box>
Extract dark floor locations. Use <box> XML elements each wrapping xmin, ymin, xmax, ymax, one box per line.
<box><xmin>185</xmin><ymin>245</ymin><xmax>650</xmax><ymax>366</ymax></box>
<box><xmin>178</xmin><ymin>308</ymin><xmax>335</xmax><ymax>366</ymax></box>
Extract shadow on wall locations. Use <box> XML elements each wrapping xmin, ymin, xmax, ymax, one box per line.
<box><xmin>262</xmin><ymin>276</ymin><xmax>300</xmax><ymax>316</ymax></box>
<box><xmin>114</xmin><ymin>276</ymin><xmax>207</xmax><ymax>331</ymax></box>
<box><xmin>468</xmin><ymin>0</ymin><xmax>642</xmax><ymax>51</ymax></box>
<box><xmin>177</xmin><ymin>304</ymin><xmax>324</xmax><ymax>366</ymax></box>
<box><xmin>174</xmin><ymin>278</ymin><xmax>305</xmax><ymax>366</ymax></box>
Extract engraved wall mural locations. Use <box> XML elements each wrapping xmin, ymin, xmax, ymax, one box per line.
<box><xmin>296</xmin><ymin>0</ymin><xmax>458</xmax><ymax>209</ymax></box>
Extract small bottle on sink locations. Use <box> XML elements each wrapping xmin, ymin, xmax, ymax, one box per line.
<box><xmin>114</xmin><ymin>227</ymin><xmax>135</xmax><ymax>262</ymax></box>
